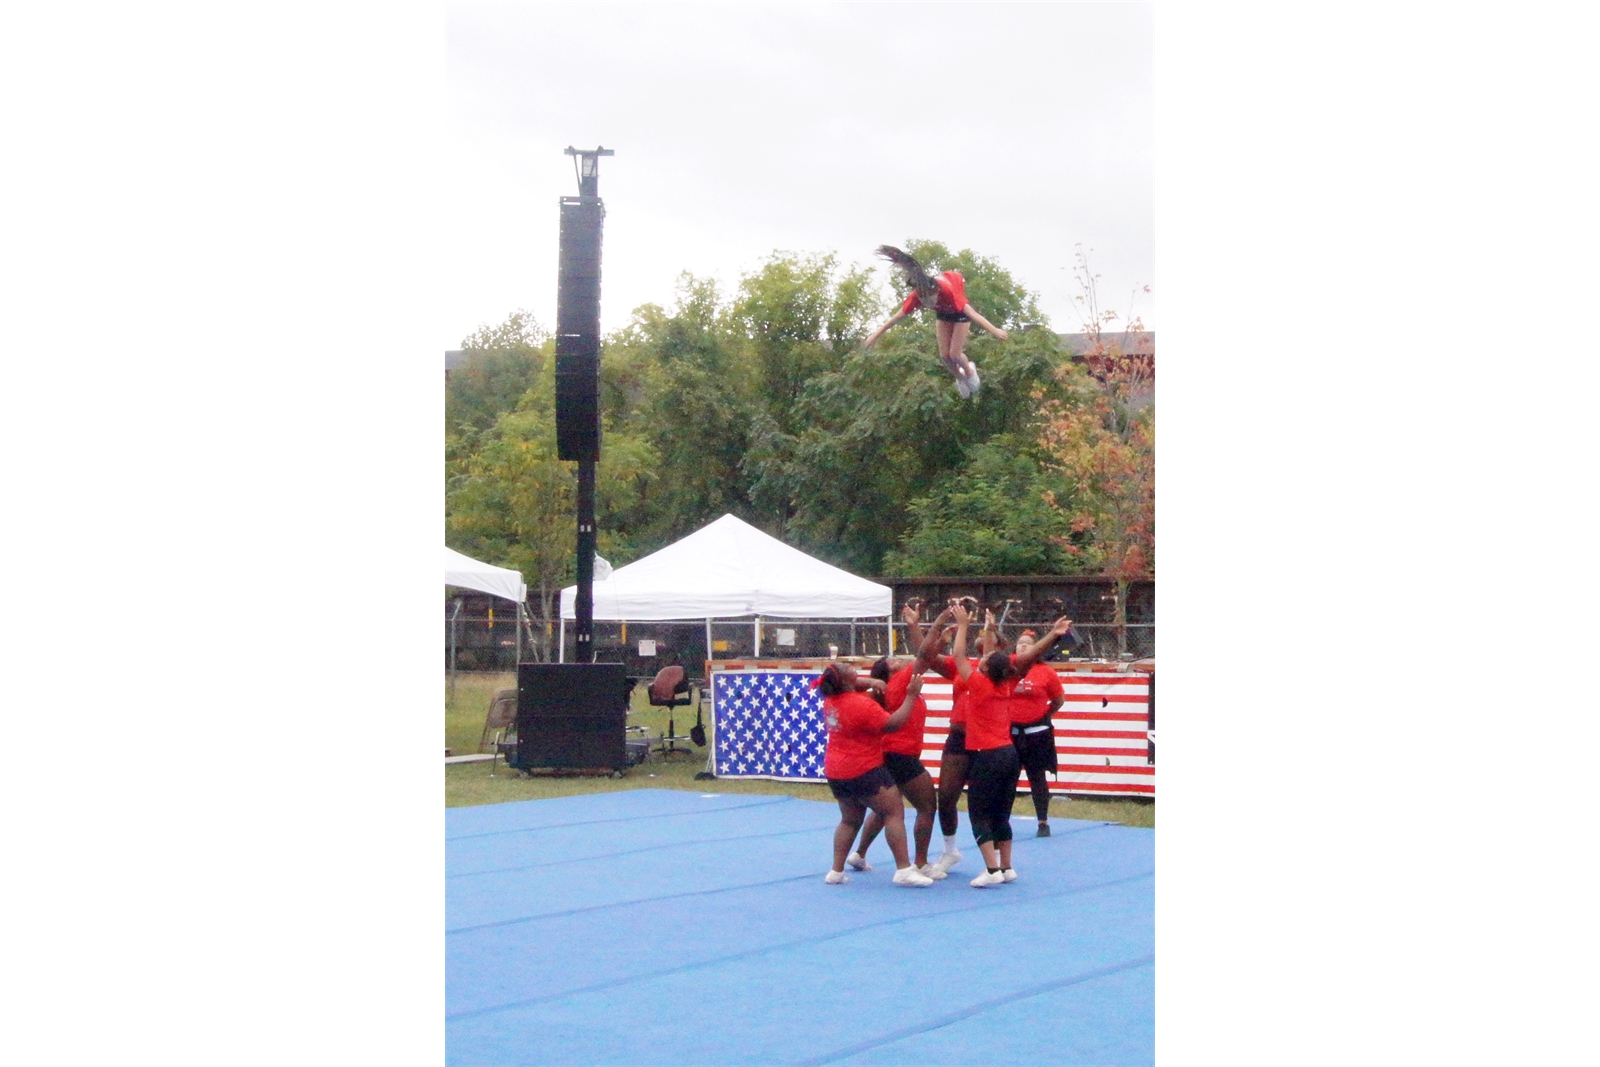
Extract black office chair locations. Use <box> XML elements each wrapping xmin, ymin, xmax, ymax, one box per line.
<box><xmin>647</xmin><ymin>665</ymin><xmax>699</xmax><ymax>758</ymax></box>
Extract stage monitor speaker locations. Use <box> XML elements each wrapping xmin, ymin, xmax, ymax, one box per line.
<box><xmin>515</xmin><ymin>662</ymin><xmax>629</xmax><ymax>770</ymax></box>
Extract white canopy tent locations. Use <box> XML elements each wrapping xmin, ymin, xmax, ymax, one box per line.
<box><xmin>557</xmin><ymin>514</ymin><xmax>892</xmax><ymax>661</ymax></box>
<box><xmin>445</xmin><ymin>546</ymin><xmax>527</xmax><ymax>602</ymax></box>
<box><xmin>445</xmin><ymin>546</ymin><xmax>529</xmax><ymax>676</ymax></box>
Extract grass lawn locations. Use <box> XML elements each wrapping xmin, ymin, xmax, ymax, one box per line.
<box><xmin>444</xmin><ymin>670</ymin><xmax>1153</xmax><ymax>829</ymax></box>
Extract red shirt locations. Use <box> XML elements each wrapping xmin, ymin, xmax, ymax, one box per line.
<box><xmin>822</xmin><ymin>691</ymin><xmax>889</xmax><ymax>779</ymax></box>
<box><xmin>880</xmin><ymin>664</ymin><xmax>928</xmax><ymax>757</ymax></box>
<box><xmin>932</xmin><ymin>655</ymin><xmax>980</xmax><ymax>727</ymax></box>
<box><xmin>961</xmin><ymin>672</ymin><xmax>1017</xmax><ymax>751</ymax></box>
<box><xmin>1008</xmin><ymin>664</ymin><xmax>1065</xmax><ymax>725</ymax></box>
<box><xmin>898</xmin><ymin>271</ymin><xmax>967</xmax><ymax>316</ymax></box>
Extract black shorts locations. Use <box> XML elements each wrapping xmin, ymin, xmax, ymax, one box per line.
<box><xmin>1012</xmin><ymin>722</ymin><xmax>1059</xmax><ymax>775</ymax></box>
<box><xmin>942</xmin><ymin>727</ymin><xmax>970</xmax><ymax>758</ymax></box>
<box><xmin>935</xmin><ymin>309</ymin><xmax>970</xmax><ymax>324</ymax></box>
<box><xmin>882</xmin><ymin>751</ymin><xmax>929</xmax><ymax>787</ymax></box>
<box><xmin>827</xmin><ymin>764</ymin><xmax>895</xmax><ymax>802</ymax></box>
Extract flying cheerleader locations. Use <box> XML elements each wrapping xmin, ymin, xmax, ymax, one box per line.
<box><xmin>863</xmin><ymin>245</ymin><xmax>1009</xmax><ymax>399</ymax></box>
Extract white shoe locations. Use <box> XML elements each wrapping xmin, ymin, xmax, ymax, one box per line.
<box><xmin>932</xmin><ymin>848</ymin><xmax>963</xmax><ymax>874</ymax></box>
<box><xmin>965</xmin><ymin>364</ymin><xmax>980</xmax><ymax>397</ymax></box>
<box><xmin>824</xmin><ymin>870</ymin><xmax>849</xmax><ymax>884</ymax></box>
<box><xmin>1001</xmin><ymin>868</ymin><xmax>1018</xmax><ymax>883</ymax></box>
<box><xmin>954</xmin><ymin>375</ymin><xmax>971</xmax><ymax>399</ymax></box>
<box><xmin>918</xmin><ymin>863</ymin><xmax>948</xmax><ymax>881</ymax></box>
<box><xmin>970</xmin><ymin>870</ymin><xmax>1005</xmax><ymax>888</ymax></box>
<box><xmin>893</xmin><ymin>866</ymin><xmax>934</xmax><ymax>887</ymax></box>
<box><xmin>846</xmin><ymin>852</ymin><xmax>872</xmax><ymax>872</ymax></box>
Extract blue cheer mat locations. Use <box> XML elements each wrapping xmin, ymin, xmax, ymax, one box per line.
<box><xmin>447</xmin><ymin>789</ymin><xmax>1153</xmax><ymax>1066</ymax></box>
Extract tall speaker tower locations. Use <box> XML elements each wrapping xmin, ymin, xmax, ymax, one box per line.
<box><xmin>556</xmin><ymin>146</ymin><xmax>612</xmax><ymax>662</ymax></box>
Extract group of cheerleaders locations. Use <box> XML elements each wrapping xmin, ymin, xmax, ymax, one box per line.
<box><xmin>816</xmin><ymin>598</ymin><xmax>1072</xmax><ymax>888</ymax></box>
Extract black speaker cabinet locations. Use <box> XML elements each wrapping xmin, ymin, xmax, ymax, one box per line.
<box><xmin>555</xmin><ymin>195</ymin><xmax>604</xmax><ymax>462</ymax></box>
<box><xmin>515</xmin><ymin>662</ymin><xmax>629</xmax><ymax>770</ymax></box>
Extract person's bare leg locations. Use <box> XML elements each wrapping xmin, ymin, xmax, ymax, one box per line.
<box><xmin>832</xmin><ymin>798</ymin><xmax>866</xmax><ymax>873</ymax></box>
<box><xmin>978</xmin><ymin>841</ymin><xmax>1001</xmax><ymax>870</ymax></box>
<box><xmin>999</xmin><ymin>839</ymin><xmax>1013</xmax><ymax>869</ymax></box>
<box><xmin>948</xmin><ymin>321</ymin><xmax>973</xmax><ymax>375</ymax></box>
<box><xmin>900</xmin><ymin>772</ymin><xmax>938</xmax><ymax>867</ymax></box>
<box><xmin>937</xmin><ymin>749</ymin><xmax>970</xmax><ymax>838</ymax></box>
<box><xmin>935</xmin><ymin>319</ymin><xmax>965</xmax><ymax>379</ymax></box>
<box><xmin>854</xmin><ymin>809</ymin><xmax>884</xmax><ymax>858</ymax></box>
<box><xmin>864</xmin><ymin>786</ymin><xmax>911</xmax><ymax>869</ymax></box>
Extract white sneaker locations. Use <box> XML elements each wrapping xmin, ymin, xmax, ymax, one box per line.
<box><xmin>970</xmin><ymin>870</ymin><xmax>1005</xmax><ymax>888</ymax></box>
<box><xmin>1001</xmin><ymin>868</ymin><xmax>1018</xmax><ymax>883</ymax></box>
<box><xmin>893</xmin><ymin>866</ymin><xmax>934</xmax><ymax>887</ymax></box>
<box><xmin>918</xmin><ymin>863</ymin><xmax>948</xmax><ymax>881</ymax></box>
<box><xmin>824</xmin><ymin>870</ymin><xmax>849</xmax><ymax>884</ymax></box>
<box><xmin>846</xmin><ymin>852</ymin><xmax>872</xmax><ymax>872</ymax></box>
<box><xmin>932</xmin><ymin>847</ymin><xmax>963</xmax><ymax>874</ymax></box>
<box><xmin>954</xmin><ymin>375</ymin><xmax>971</xmax><ymax>399</ymax></box>
<box><xmin>965</xmin><ymin>364</ymin><xmax>980</xmax><ymax>397</ymax></box>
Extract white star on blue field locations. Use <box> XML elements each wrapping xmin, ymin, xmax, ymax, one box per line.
<box><xmin>713</xmin><ymin>672</ymin><xmax>827</xmax><ymax>779</ymax></box>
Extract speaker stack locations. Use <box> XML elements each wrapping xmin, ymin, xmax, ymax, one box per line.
<box><xmin>515</xmin><ymin>662</ymin><xmax>629</xmax><ymax>771</ymax></box>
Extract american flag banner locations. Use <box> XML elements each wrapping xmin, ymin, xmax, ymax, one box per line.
<box><xmin>710</xmin><ymin>669</ymin><xmax>828</xmax><ymax>781</ymax></box>
<box><xmin>921</xmin><ymin>670</ymin><xmax>1153</xmax><ymax>797</ymax></box>
<box><xmin>709</xmin><ymin>665</ymin><xmax>1155</xmax><ymax>796</ymax></box>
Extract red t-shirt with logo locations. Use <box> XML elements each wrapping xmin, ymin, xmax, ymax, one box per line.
<box><xmin>880</xmin><ymin>664</ymin><xmax>928</xmax><ymax>757</ymax></box>
<box><xmin>1008</xmin><ymin>663</ymin><xmax>1065</xmax><ymax>724</ymax></box>
<box><xmin>898</xmin><ymin>271</ymin><xmax>967</xmax><ymax>316</ymax></box>
<box><xmin>961</xmin><ymin>672</ymin><xmax>1017</xmax><ymax>751</ymax></box>
<box><xmin>822</xmin><ymin>690</ymin><xmax>890</xmax><ymax>779</ymax></box>
<box><xmin>931</xmin><ymin>655</ymin><xmax>981</xmax><ymax>727</ymax></box>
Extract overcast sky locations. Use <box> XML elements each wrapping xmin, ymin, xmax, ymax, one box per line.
<box><xmin>445</xmin><ymin>1</ymin><xmax>1152</xmax><ymax>349</ymax></box>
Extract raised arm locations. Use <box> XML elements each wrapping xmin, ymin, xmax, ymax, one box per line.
<box><xmin>962</xmin><ymin>304</ymin><xmax>1008</xmax><ymax>342</ymax></box>
<box><xmin>1012</xmin><ymin>616</ymin><xmax>1073</xmax><ymax>673</ymax></box>
<box><xmin>863</xmin><ymin>308</ymin><xmax>910</xmax><ymax>349</ymax></box>
<box><xmin>900</xmin><ymin>602</ymin><xmax>924</xmax><ymax>652</ymax></box>
<box><xmin>854</xmin><ymin>674</ymin><xmax>887</xmax><ymax>696</ymax></box>
<box><xmin>880</xmin><ymin>671</ymin><xmax>924</xmax><ymax>733</ymax></box>
<box><xmin>917</xmin><ymin>606</ymin><xmax>953</xmax><ymax>669</ymax></box>
<box><xmin>950</xmin><ymin>603</ymin><xmax>973</xmax><ymax>681</ymax></box>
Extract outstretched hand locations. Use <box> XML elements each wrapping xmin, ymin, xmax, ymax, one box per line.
<box><xmin>1050</xmin><ymin>616</ymin><xmax>1073</xmax><ymax>638</ymax></box>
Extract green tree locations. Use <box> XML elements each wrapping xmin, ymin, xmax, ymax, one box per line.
<box><xmin>882</xmin><ymin>438</ymin><xmax>1088</xmax><ymax>576</ymax></box>
<box><xmin>446</xmin><ymin>310</ymin><xmax>546</xmax><ymax>437</ymax></box>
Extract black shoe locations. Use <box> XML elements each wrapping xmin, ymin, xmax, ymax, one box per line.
<box><xmin>1036</xmin><ymin>822</ymin><xmax>1051</xmax><ymax>837</ymax></box>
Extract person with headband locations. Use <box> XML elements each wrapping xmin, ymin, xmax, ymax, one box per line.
<box><xmin>845</xmin><ymin>602</ymin><xmax>942</xmax><ymax>878</ymax></box>
<box><xmin>1007</xmin><ymin>628</ymin><xmax>1067</xmax><ymax>836</ymax></box>
<box><xmin>949</xmin><ymin>605</ymin><xmax>1073</xmax><ymax>887</ymax></box>
<box><xmin>815</xmin><ymin>660</ymin><xmax>934</xmax><ymax>887</ymax></box>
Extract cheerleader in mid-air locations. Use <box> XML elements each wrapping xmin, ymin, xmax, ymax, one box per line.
<box><xmin>863</xmin><ymin>245</ymin><xmax>1009</xmax><ymax>399</ymax></box>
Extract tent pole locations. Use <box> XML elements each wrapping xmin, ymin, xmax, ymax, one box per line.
<box><xmin>705</xmin><ymin>618</ymin><xmax>713</xmax><ymax>666</ymax></box>
<box><xmin>754</xmin><ymin>615</ymin><xmax>760</xmax><ymax>658</ymax></box>
<box><xmin>515</xmin><ymin>602</ymin><xmax>524</xmax><ymax>666</ymax></box>
<box><xmin>559</xmin><ymin>616</ymin><xmax>566</xmax><ymax>663</ymax></box>
<box><xmin>886</xmin><ymin>616</ymin><xmax>893</xmax><ymax>656</ymax></box>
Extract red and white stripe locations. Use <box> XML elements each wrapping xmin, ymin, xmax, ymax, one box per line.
<box><xmin>919</xmin><ymin>670</ymin><xmax>1153</xmax><ymax>798</ymax></box>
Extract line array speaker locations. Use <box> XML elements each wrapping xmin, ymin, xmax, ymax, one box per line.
<box><xmin>556</xmin><ymin>196</ymin><xmax>604</xmax><ymax>462</ymax></box>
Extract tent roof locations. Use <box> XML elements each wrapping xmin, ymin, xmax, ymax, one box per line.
<box><xmin>445</xmin><ymin>546</ymin><xmax>527</xmax><ymax>603</ymax></box>
<box><xmin>560</xmin><ymin>514</ymin><xmax>891</xmax><ymax>620</ymax></box>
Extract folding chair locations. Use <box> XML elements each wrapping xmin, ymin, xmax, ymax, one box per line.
<box><xmin>479</xmin><ymin>687</ymin><xmax>518</xmax><ymax>775</ymax></box>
